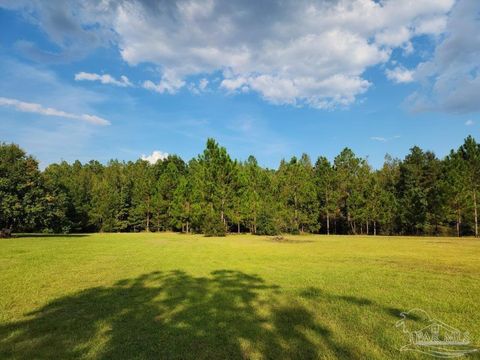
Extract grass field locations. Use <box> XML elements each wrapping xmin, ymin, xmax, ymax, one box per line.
<box><xmin>1</xmin><ymin>233</ymin><xmax>479</xmax><ymax>359</ymax></box>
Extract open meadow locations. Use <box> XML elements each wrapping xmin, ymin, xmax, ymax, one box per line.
<box><xmin>1</xmin><ymin>233</ymin><xmax>479</xmax><ymax>359</ymax></box>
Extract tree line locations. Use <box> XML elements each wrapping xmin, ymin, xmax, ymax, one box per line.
<box><xmin>1</xmin><ymin>137</ymin><xmax>479</xmax><ymax>237</ymax></box>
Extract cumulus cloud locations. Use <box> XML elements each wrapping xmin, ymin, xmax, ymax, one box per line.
<box><xmin>385</xmin><ymin>66</ymin><xmax>415</xmax><ymax>84</ymax></box>
<box><xmin>2</xmin><ymin>0</ymin><xmax>456</xmax><ymax>108</ymax></box>
<box><xmin>414</xmin><ymin>16</ymin><xmax>448</xmax><ymax>35</ymax></box>
<box><xmin>187</xmin><ymin>78</ymin><xmax>210</xmax><ymax>94</ymax></box>
<box><xmin>408</xmin><ymin>0</ymin><xmax>480</xmax><ymax>114</ymax></box>
<box><xmin>0</xmin><ymin>97</ymin><xmax>110</xmax><ymax>125</ymax></box>
<box><xmin>465</xmin><ymin>119</ymin><xmax>475</xmax><ymax>126</ymax></box>
<box><xmin>75</xmin><ymin>72</ymin><xmax>132</xmax><ymax>87</ymax></box>
<box><xmin>141</xmin><ymin>150</ymin><xmax>169</xmax><ymax>164</ymax></box>
<box><xmin>142</xmin><ymin>70</ymin><xmax>186</xmax><ymax>94</ymax></box>
<box><xmin>198</xmin><ymin>78</ymin><xmax>208</xmax><ymax>91</ymax></box>
<box><xmin>1</xmin><ymin>1</ymin><xmax>113</xmax><ymax>63</ymax></box>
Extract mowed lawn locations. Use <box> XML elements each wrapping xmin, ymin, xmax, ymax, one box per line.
<box><xmin>1</xmin><ymin>234</ymin><xmax>479</xmax><ymax>359</ymax></box>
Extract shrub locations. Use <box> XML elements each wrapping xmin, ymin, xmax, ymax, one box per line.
<box><xmin>256</xmin><ymin>210</ymin><xmax>280</xmax><ymax>236</ymax></box>
<box><xmin>0</xmin><ymin>228</ymin><xmax>12</xmax><ymax>238</ymax></box>
<box><xmin>202</xmin><ymin>210</ymin><xmax>226</xmax><ymax>237</ymax></box>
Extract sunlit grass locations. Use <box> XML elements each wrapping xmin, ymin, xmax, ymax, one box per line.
<box><xmin>1</xmin><ymin>233</ymin><xmax>479</xmax><ymax>359</ymax></box>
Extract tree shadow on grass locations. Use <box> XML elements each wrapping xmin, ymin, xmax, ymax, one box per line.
<box><xmin>0</xmin><ymin>271</ymin><xmax>357</xmax><ymax>359</ymax></box>
<box><xmin>299</xmin><ymin>286</ymin><xmax>404</xmax><ymax>317</ymax></box>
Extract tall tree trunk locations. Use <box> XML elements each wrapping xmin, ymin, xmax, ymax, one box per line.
<box><xmin>456</xmin><ymin>208</ymin><xmax>461</xmax><ymax>237</ymax></box>
<box><xmin>146</xmin><ymin>197</ymin><xmax>151</xmax><ymax>232</ymax></box>
<box><xmin>373</xmin><ymin>220</ymin><xmax>377</xmax><ymax>236</ymax></box>
<box><xmin>366</xmin><ymin>220</ymin><xmax>369</xmax><ymax>235</ymax></box>
<box><xmin>474</xmin><ymin>190</ymin><xmax>478</xmax><ymax>238</ymax></box>
<box><xmin>238</xmin><ymin>221</ymin><xmax>240</xmax><ymax>234</ymax></box>
<box><xmin>221</xmin><ymin>198</ymin><xmax>225</xmax><ymax>230</ymax></box>
<box><xmin>326</xmin><ymin>212</ymin><xmax>330</xmax><ymax>235</ymax></box>
<box><xmin>325</xmin><ymin>190</ymin><xmax>330</xmax><ymax>235</ymax></box>
<box><xmin>186</xmin><ymin>202</ymin><xmax>191</xmax><ymax>231</ymax></box>
<box><xmin>294</xmin><ymin>193</ymin><xmax>298</xmax><ymax>230</ymax></box>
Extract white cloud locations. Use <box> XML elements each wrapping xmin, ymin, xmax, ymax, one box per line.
<box><xmin>370</xmin><ymin>135</ymin><xmax>402</xmax><ymax>142</ymax></box>
<box><xmin>99</xmin><ymin>0</ymin><xmax>454</xmax><ymax>107</ymax></box>
<box><xmin>143</xmin><ymin>70</ymin><xmax>185</xmax><ymax>94</ymax></box>
<box><xmin>465</xmin><ymin>119</ymin><xmax>475</xmax><ymax>126</ymax></box>
<box><xmin>386</xmin><ymin>66</ymin><xmax>415</xmax><ymax>84</ymax></box>
<box><xmin>198</xmin><ymin>78</ymin><xmax>208</xmax><ymax>91</ymax></box>
<box><xmin>0</xmin><ymin>57</ymin><xmax>118</xmax><ymax>166</ymax></box>
<box><xmin>414</xmin><ymin>16</ymin><xmax>448</xmax><ymax>35</ymax></box>
<box><xmin>141</xmin><ymin>150</ymin><xmax>169</xmax><ymax>164</ymax></box>
<box><xmin>0</xmin><ymin>1</ymin><xmax>112</xmax><ymax>63</ymax></box>
<box><xmin>75</xmin><ymin>72</ymin><xmax>132</xmax><ymax>87</ymax></box>
<box><xmin>2</xmin><ymin>0</ymin><xmax>456</xmax><ymax>108</ymax></box>
<box><xmin>221</xmin><ymin>77</ymin><xmax>248</xmax><ymax>92</ymax></box>
<box><xmin>402</xmin><ymin>41</ymin><xmax>414</xmax><ymax>56</ymax></box>
<box><xmin>187</xmin><ymin>78</ymin><xmax>209</xmax><ymax>94</ymax></box>
<box><xmin>370</xmin><ymin>136</ymin><xmax>388</xmax><ymax>142</ymax></box>
<box><xmin>0</xmin><ymin>97</ymin><xmax>110</xmax><ymax>125</ymax></box>
<box><xmin>375</xmin><ymin>26</ymin><xmax>411</xmax><ymax>47</ymax></box>
<box><xmin>221</xmin><ymin>73</ymin><xmax>371</xmax><ymax>109</ymax></box>
<box><xmin>408</xmin><ymin>0</ymin><xmax>480</xmax><ymax>113</ymax></box>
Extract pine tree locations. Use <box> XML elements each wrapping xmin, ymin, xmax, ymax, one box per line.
<box><xmin>314</xmin><ymin>157</ymin><xmax>337</xmax><ymax>235</ymax></box>
<box><xmin>152</xmin><ymin>160</ymin><xmax>182</xmax><ymax>231</ymax></box>
<box><xmin>334</xmin><ymin>148</ymin><xmax>363</xmax><ymax>234</ymax></box>
<box><xmin>171</xmin><ymin>176</ymin><xmax>192</xmax><ymax>233</ymax></box>
<box><xmin>243</xmin><ymin>156</ymin><xmax>263</xmax><ymax>234</ymax></box>
<box><xmin>196</xmin><ymin>139</ymin><xmax>237</xmax><ymax>235</ymax></box>
<box><xmin>443</xmin><ymin>150</ymin><xmax>469</xmax><ymax>236</ymax></box>
<box><xmin>459</xmin><ymin>136</ymin><xmax>480</xmax><ymax>237</ymax></box>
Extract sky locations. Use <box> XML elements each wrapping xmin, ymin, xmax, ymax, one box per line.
<box><xmin>0</xmin><ymin>0</ymin><xmax>479</xmax><ymax>169</ymax></box>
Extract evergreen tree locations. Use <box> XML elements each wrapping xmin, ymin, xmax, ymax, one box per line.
<box><xmin>242</xmin><ymin>156</ymin><xmax>263</xmax><ymax>234</ymax></box>
<box><xmin>171</xmin><ymin>175</ymin><xmax>193</xmax><ymax>233</ymax></box>
<box><xmin>396</xmin><ymin>147</ymin><xmax>442</xmax><ymax>235</ymax></box>
<box><xmin>314</xmin><ymin>157</ymin><xmax>338</xmax><ymax>235</ymax></box>
<box><xmin>2</xmin><ymin>137</ymin><xmax>480</xmax><ymax>237</ymax></box>
<box><xmin>458</xmin><ymin>136</ymin><xmax>480</xmax><ymax>237</ymax></box>
<box><xmin>195</xmin><ymin>139</ymin><xmax>237</xmax><ymax>235</ymax></box>
<box><xmin>443</xmin><ymin>150</ymin><xmax>469</xmax><ymax>236</ymax></box>
<box><xmin>152</xmin><ymin>160</ymin><xmax>182</xmax><ymax>231</ymax></box>
<box><xmin>277</xmin><ymin>155</ymin><xmax>318</xmax><ymax>233</ymax></box>
<box><xmin>334</xmin><ymin>148</ymin><xmax>363</xmax><ymax>234</ymax></box>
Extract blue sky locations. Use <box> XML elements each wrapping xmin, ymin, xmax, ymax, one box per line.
<box><xmin>0</xmin><ymin>0</ymin><xmax>479</xmax><ymax>169</ymax></box>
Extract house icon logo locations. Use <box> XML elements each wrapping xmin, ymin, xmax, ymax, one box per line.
<box><xmin>395</xmin><ymin>308</ymin><xmax>478</xmax><ymax>358</ymax></box>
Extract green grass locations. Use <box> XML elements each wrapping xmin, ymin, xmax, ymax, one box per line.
<box><xmin>1</xmin><ymin>233</ymin><xmax>479</xmax><ymax>359</ymax></box>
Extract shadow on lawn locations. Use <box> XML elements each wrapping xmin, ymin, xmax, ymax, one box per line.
<box><xmin>299</xmin><ymin>287</ymin><xmax>404</xmax><ymax>320</ymax></box>
<box><xmin>0</xmin><ymin>271</ymin><xmax>360</xmax><ymax>359</ymax></box>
